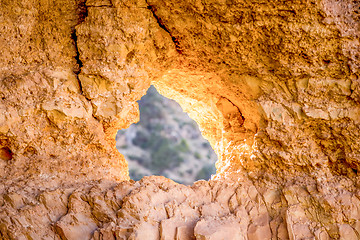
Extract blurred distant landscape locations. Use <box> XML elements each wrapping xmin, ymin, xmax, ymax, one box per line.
<box><xmin>116</xmin><ymin>86</ymin><xmax>217</xmax><ymax>185</ymax></box>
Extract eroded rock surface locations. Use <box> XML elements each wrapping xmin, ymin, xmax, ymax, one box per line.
<box><xmin>0</xmin><ymin>0</ymin><xmax>359</xmax><ymax>239</ymax></box>
<box><xmin>2</xmin><ymin>176</ymin><xmax>360</xmax><ymax>239</ymax></box>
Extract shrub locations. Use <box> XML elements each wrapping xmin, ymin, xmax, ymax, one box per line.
<box><xmin>175</xmin><ymin>139</ymin><xmax>190</xmax><ymax>153</ymax></box>
<box><xmin>195</xmin><ymin>165</ymin><xmax>216</xmax><ymax>181</ymax></box>
<box><xmin>194</xmin><ymin>152</ymin><xmax>201</xmax><ymax>159</ymax></box>
<box><xmin>149</xmin><ymin>136</ymin><xmax>184</xmax><ymax>174</ymax></box>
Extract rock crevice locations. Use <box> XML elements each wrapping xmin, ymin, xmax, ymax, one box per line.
<box><xmin>145</xmin><ymin>3</ymin><xmax>183</xmax><ymax>54</ymax></box>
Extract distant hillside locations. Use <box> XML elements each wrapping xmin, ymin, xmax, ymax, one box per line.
<box><xmin>116</xmin><ymin>86</ymin><xmax>217</xmax><ymax>185</ymax></box>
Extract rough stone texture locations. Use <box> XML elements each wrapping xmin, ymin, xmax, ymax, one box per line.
<box><xmin>1</xmin><ymin>176</ymin><xmax>360</xmax><ymax>239</ymax></box>
<box><xmin>0</xmin><ymin>0</ymin><xmax>360</xmax><ymax>239</ymax></box>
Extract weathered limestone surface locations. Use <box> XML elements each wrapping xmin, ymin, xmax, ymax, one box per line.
<box><xmin>0</xmin><ymin>0</ymin><xmax>359</xmax><ymax>239</ymax></box>
<box><xmin>1</xmin><ymin>176</ymin><xmax>360</xmax><ymax>239</ymax></box>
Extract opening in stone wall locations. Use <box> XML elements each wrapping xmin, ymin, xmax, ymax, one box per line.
<box><xmin>116</xmin><ymin>85</ymin><xmax>217</xmax><ymax>185</ymax></box>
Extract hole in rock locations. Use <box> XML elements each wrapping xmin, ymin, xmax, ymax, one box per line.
<box><xmin>0</xmin><ymin>147</ymin><xmax>13</xmax><ymax>161</ymax></box>
<box><xmin>116</xmin><ymin>86</ymin><xmax>217</xmax><ymax>185</ymax></box>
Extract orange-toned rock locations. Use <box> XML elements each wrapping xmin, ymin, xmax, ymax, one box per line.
<box><xmin>0</xmin><ymin>0</ymin><xmax>359</xmax><ymax>239</ymax></box>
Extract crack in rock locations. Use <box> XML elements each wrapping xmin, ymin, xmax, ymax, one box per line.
<box><xmin>70</xmin><ymin>0</ymin><xmax>88</xmax><ymax>92</ymax></box>
<box><xmin>217</xmin><ymin>97</ymin><xmax>245</xmax><ymax>130</ymax></box>
<box><xmin>146</xmin><ymin>3</ymin><xmax>183</xmax><ymax>54</ymax></box>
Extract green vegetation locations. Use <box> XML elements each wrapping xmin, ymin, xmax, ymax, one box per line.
<box><xmin>132</xmin><ymin>132</ymin><xmax>185</xmax><ymax>174</ymax></box>
<box><xmin>175</xmin><ymin>139</ymin><xmax>190</xmax><ymax>153</ymax></box>
<box><xmin>149</xmin><ymin>136</ymin><xmax>184</xmax><ymax>174</ymax></box>
<box><xmin>129</xmin><ymin>169</ymin><xmax>146</xmax><ymax>181</ymax></box>
<box><xmin>116</xmin><ymin>85</ymin><xmax>217</xmax><ymax>184</ymax></box>
<box><xmin>195</xmin><ymin>164</ymin><xmax>216</xmax><ymax>181</ymax></box>
<box><xmin>127</xmin><ymin>155</ymin><xmax>145</xmax><ymax>164</ymax></box>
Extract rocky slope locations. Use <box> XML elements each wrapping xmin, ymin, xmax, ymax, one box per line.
<box><xmin>0</xmin><ymin>0</ymin><xmax>359</xmax><ymax>239</ymax></box>
<box><xmin>116</xmin><ymin>85</ymin><xmax>217</xmax><ymax>184</ymax></box>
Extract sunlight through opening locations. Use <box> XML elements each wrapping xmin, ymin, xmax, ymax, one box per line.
<box><xmin>116</xmin><ymin>85</ymin><xmax>217</xmax><ymax>185</ymax></box>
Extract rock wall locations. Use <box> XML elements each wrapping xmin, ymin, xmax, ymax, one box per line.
<box><xmin>0</xmin><ymin>0</ymin><xmax>359</xmax><ymax>239</ymax></box>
